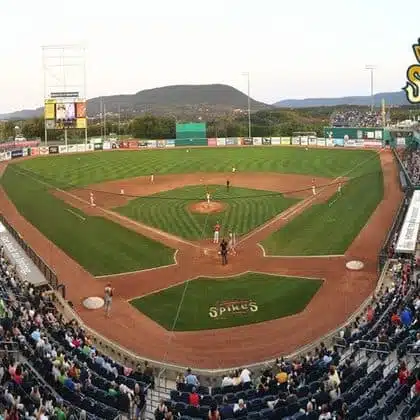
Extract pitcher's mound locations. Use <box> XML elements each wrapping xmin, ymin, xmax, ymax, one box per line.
<box><xmin>189</xmin><ymin>201</ymin><xmax>226</xmax><ymax>214</ymax></box>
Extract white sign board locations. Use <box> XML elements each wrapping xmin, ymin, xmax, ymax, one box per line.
<box><xmin>396</xmin><ymin>190</ymin><xmax>420</xmax><ymax>253</ymax></box>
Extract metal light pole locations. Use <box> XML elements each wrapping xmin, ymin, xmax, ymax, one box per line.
<box><xmin>242</xmin><ymin>72</ymin><xmax>251</xmax><ymax>138</ymax></box>
<box><xmin>365</xmin><ymin>65</ymin><xmax>376</xmax><ymax>112</ymax></box>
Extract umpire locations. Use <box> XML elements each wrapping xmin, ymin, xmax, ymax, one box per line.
<box><xmin>220</xmin><ymin>238</ymin><xmax>228</xmax><ymax>265</ymax></box>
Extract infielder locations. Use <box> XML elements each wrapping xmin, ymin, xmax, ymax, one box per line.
<box><xmin>228</xmin><ymin>231</ymin><xmax>236</xmax><ymax>255</ymax></box>
<box><xmin>120</xmin><ymin>188</ymin><xmax>125</xmax><ymax>195</ymax></box>
<box><xmin>338</xmin><ymin>182</ymin><xmax>342</xmax><ymax>194</ymax></box>
<box><xmin>312</xmin><ymin>184</ymin><xmax>316</xmax><ymax>196</ymax></box>
<box><xmin>104</xmin><ymin>282</ymin><xmax>114</xmax><ymax>317</ymax></box>
<box><xmin>150</xmin><ymin>174</ymin><xmax>154</xmax><ymax>183</ymax></box>
<box><xmin>232</xmin><ymin>166</ymin><xmax>236</xmax><ymax>173</ymax></box>
<box><xmin>213</xmin><ymin>221</ymin><xmax>221</xmax><ymax>243</ymax></box>
<box><xmin>206</xmin><ymin>191</ymin><xmax>211</xmax><ymax>205</ymax></box>
<box><xmin>90</xmin><ymin>192</ymin><xmax>96</xmax><ymax>207</ymax></box>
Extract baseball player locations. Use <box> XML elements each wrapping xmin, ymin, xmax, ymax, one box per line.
<box><xmin>312</xmin><ymin>178</ymin><xmax>316</xmax><ymax>196</ymax></box>
<box><xmin>104</xmin><ymin>282</ymin><xmax>114</xmax><ymax>317</ymax></box>
<box><xmin>206</xmin><ymin>191</ymin><xmax>211</xmax><ymax>206</ymax></box>
<box><xmin>228</xmin><ymin>231</ymin><xmax>236</xmax><ymax>256</ymax></box>
<box><xmin>232</xmin><ymin>166</ymin><xmax>236</xmax><ymax>173</ymax></box>
<box><xmin>213</xmin><ymin>221</ymin><xmax>221</xmax><ymax>243</ymax></box>
<box><xmin>90</xmin><ymin>192</ymin><xmax>96</xmax><ymax>207</ymax></box>
<box><xmin>120</xmin><ymin>188</ymin><xmax>125</xmax><ymax>195</ymax></box>
<box><xmin>338</xmin><ymin>182</ymin><xmax>342</xmax><ymax>194</ymax></box>
<box><xmin>226</xmin><ymin>179</ymin><xmax>230</xmax><ymax>191</ymax></box>
<box><xmin>150</xmin><ymin>174</ymin><xmax>154</xmax><ymax>183</ymax></box>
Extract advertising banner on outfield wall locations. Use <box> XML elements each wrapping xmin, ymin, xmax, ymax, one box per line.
<box><xmin>0</xmin><ymin>152</ymin><xmax>10</xmax><ymax>161</ymax></box>
<box><xmin>48</xmin><ymin>146</ymin><xmax>59</xmax><ymax>154</ymax></box>
<box><xmin>30</xmin><ymin>147</ymin><xmax>39</xmax><ymax>156</ymax></box>
<box><xmin>157</xmin><ymin>140</ymin><xmax>166</xmax><ymax>148</ymax></box>
<box><xmin>317</xmin><ymin>139</ymin><xmax>326</xmax><ymax>147</ymax></box>
<box><xmin>86</xmin><ymin>144</ymin><xmax>94</xmax><ymax>152</ymax></box>
<box><xmin>207</xmin><ymin>138</ymin><xmax>217</xmax><ymax>146</ymax></box>
<box><xmin>292</xmin><ymin>137</ymin><xmax>300</xmax><ymax>145</ymax></box>
<box><xmin>76</xmin><ymin>144</ymin><xmax>86</xmax><ymax>153</ymax></box>
<box><xmin>59</xmin><ymin>145</ymin><xmax>68</xmax><ymax>153</ymax></box>
<box><xmin>226</xmin><ymin>137</ymin><xmax>237</xmax><ymax>145</ymax></box>
<box><xmin>271</xmin><ymin>137</ymin><xmax>281</xmax><ymax>145</ymax></box>
<box><xmin>166</xmin><ymin>139</ymin><xmax>175</xmax><ymax>148</ymax></box>
<box><xmin>309</xmin><ymin>136</ymin><xmax>317</xmax><ymax>146</ymax></box>
<box><xmin>242</xmin><ymin>138</ymin><xmax>253</xmax><ymax>145</ymax></box>
<box><xmin>326</xmin><ymin>138</ymin><xmax>334</xmax><ymax>147</ymax></box>
<box><xmin>300</xmin><ymin>136</ymin><xmax>308</xmax><ymax>146</ymax></box>
<box><xmin>67</xmin><ymin>145</ymin><xmax>77</xmax><ymax>153</ymax></box>
<box><xmin>397</xmin><ymin>138</ymin><xmax>406</xmax><ymax>146</ymax></box>
<box><xmin>355</xmin><ymin>139</ymin><xmax>365</xmax><ymax>148</ymax></box>
<box><xmin>39</xmin><ymin>146</ymin><xmax>49</xmax><ymax>155</ymax></box>
<box><xmin>102</xmin><ymin>141</ymin><xmax>111</xmax><ymax>150</ymax></box>
<box><xmin>22</xmin><ymin>148</ymin><xmax>28</xmax><ymax>157</ymax></box>
<box><xmin>344</xmin><ymin>138</ymin><xmax>357</xmax><ymax>147</ymax></box>
<box><xmin>94</xmin><ymin>143</ymin><xmax>103</xmax><ymax>151</ymax></box>
<box><xmin>280</xmin><ymin>137</ymin><xmax>290</xmax><ymax>145</ymax></box>
<box><xmin>131</xmin><ymin>140</ymin><xmax>141</xmax><ymax>148</ymax></box>
<box><xmin>333</xmin><ymin>138</ymin><xmax>345</xmax><ymax>147</ymax></box>
<box><xmin>11</xmin><ymin>149</ymin><xmax>23</xmax><ymax>159</ymax></box>
<box><xmin>262</xmin><ymin>138</ymin><xmax>271</xmax><ymax>145</ymax></box>
<box><xmin>364</xmin><ymin>140</ymin><xmax>383</xmax><ymax>148</ymax></box>
<box><xmin>147</xmin><ymin>140</ymin><xmax>157</xmax><ymax>148</ymax></box>
<box><xmin>253</xmin><ymin>137</ymin><xmax>262</xmax><ymax>146</ymax></box>
<box><xmin>217</xmin><ymin>138</ymin><xmax>226</xmax><ymax>146</ymax></box>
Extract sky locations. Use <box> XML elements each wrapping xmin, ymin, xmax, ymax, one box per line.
<box><xmin>0</xmin><ymin>0</ymin><xmax>419</xmax><ymax>113</ymax></box>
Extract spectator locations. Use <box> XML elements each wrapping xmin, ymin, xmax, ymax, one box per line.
<box><xmin>208</xmin><ymin>404</ymin><xmax>220</xmax><ymax>420</ymax></box>
<box><xmin>318</xmin><ymin>404</ymin><xmax>332</xmax><ymax>419</ymax></box>
<box><xmin>398</xmin><ymin>361</ymin><xmax>410</xmax><ymax>385</ymax></box>
<box><xmin>185</xmin><ymin>368</ymin><xmax>199</xmax><ymax>387</ymax></box>
<box><xmin>219</xmin><ymin>396</ymin><xmax>233</xmax><ymax>420</ymax></box>
<box><xmin>189</xmin><ymin>387</ymin><xmax>200</xmax><ymax>407</ymax></box>
<box><xmin>233</xmin><ymin>399</ymin><xmax>247</xmax><ymax>417</ymax></box>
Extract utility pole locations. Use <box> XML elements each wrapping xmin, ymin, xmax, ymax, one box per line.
<box><xmin>242</xmin><ymin>72</ymin><xmax>251</xmax><ymax>138</ymax></box>
<box><xmin>365</xmin><ymin>65</ymin><xmax>376</xmax><ymax>112</ymax></box>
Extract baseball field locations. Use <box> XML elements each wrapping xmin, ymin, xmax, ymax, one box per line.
<box><xmin>1</xmin><ymin>147</ymin><xmax>382</xmax><ymax>275</ymax></box>
<box><xmin>0</xmin><ymin>145</ymin><xmax>401</xmax><ymax>367</ymax></box>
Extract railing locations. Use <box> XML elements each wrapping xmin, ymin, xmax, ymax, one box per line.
<box><xmin>0</xmin><ymin>214</ymin><xmax>58</xmax><ymax>288</ymax></box>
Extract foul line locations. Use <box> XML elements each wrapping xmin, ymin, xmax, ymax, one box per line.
<box><xmin>65</xmin><ymin>208</ymin><xmax>86</xmax><ymax>221</ymax></box>
<box><xmin>257</xmin><ymin>243</ymin><xmax>345</xmax><ymax>259</ymax></box>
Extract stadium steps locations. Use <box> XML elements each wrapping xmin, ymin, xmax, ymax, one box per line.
<box><xmin>146</xmin><ymin>377</ymin><xmax>174</xmax><ymax>419</ymax></box>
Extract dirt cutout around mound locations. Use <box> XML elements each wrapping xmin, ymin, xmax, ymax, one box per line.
<box><xmin>0</xmin><ymin>150</ymin><xmax>403</xmax><ymax>368</ymax></box>
<box><xmin>189</xmin><ymin>201</ymin><xmax>226</xmax><ymax>214</ymax></box>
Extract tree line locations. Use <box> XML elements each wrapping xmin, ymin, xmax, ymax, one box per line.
<box><xmin>0</xmin><ymin>106</ymin><xmax>416</xmax><ymax>141</ymax></box>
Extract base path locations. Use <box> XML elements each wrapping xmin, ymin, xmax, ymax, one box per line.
<box><xmin>0</xmin><ymin>150</ymin><xmax>402</xmax><ymax>369</ymax></box>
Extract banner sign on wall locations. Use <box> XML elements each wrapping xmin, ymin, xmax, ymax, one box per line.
<box><xmin>292</xmin><ymin>137</ymin><xmax>300</xmax><ymax>145</ymax></box>
<box><xmin>102</xmin><ymin>141</ymin><xmax>111</xmax><ymax>150</ymax></box>
<box><xmin>22</xmin><ymin>148</ymin><xmax>29</xmax><ymax>157</ymax></box>
<box><xmin>207</xmin><ymin>138</ymin><xmax>217</xmax><ymax>146</ymax></box>
<box><xmin>397</xmin><ymin>138</ymin><xmax>406</xmax><ymax>146</ymax></box>
<box><xmin>166</xmin><ymin>139</ymin><xmax>175</xmax><ymax>148</ymax></box>
<box><xmin>309</xmin><ymin>136</ymin><xmax>317</xmax><ymax>146</ymax></box>
<box><xmin>67</xmin><ymin>145</ymin><xmax>78</xmax><ymax>153</ymax></box>
<box><xmin>0</xmin><ymin>152</ymin><xmax>11</xmax><ymax>161</ymax></box>
<box><xmin>131</xmin><ymin>140</ymin><xmax>141</xmax><ymax>148</ymax></box>
<box><xmin>242</xmin><ymin>138</ymin><xmax>253</xmax><ymax>145</ymax></box>
<box><xmin>11</xmin><ymin>149</ymin><xmax>23</xmax><ymax>159</ymax></box>
<box><xmin>217</xmin><ymin>138</ymin><xmax>226</xmax><ymax>146</ymax></box>
<box><xmin>39</xmin><ymin>146</ymin><xmax>49</xmax><ymax>155</ymax></box>
<box><xmin>326</xmin><ymin>138</ymin><xmax>334</xmax><ymax>147</ymax></box>
<box><xmin>58</xmin><ymin>145</ymin><xmax>68</xmax><ymax>153</ymax></box>
<box><xmin>344</xmin><ymin>138</ymin><xmax>357</xmax><ymax>147</ymax></box>
<box><xmin>363</xmin><ymin>140</ymin><xmax>383</xmax><ymax>148</ymax></box>
<box><xmin>262</xmin><ymin>138</ymin><xmax>271</xmax><ymax>145</ymax></box>
<box><xmin>334</xmin><ymin>138</ymin><xmax>345</xmax><ymax>147</ymax></box>
<box><xmin>157</xmin><ymin>140</ymin><xmax>166</xmax><ymax>148</ymax></box>
<box><xmin>226</xmin><ymin>138</ymin><xmax>237</xmax><ymax>145</ymax></box>
<box><xmin>48</xmin><ymin>146</ymin><xmax>59</xmax><ymax>154</ymax></box>
<box><xmin>30</xmin><ymin>147</ymin><xmax>40</xmax><ymax>156</ymax></box>
<box><xmin>270</xmin><ymin>137</ymin><xmax>280</xmax><ymax>145</ymax></box>
<box><xmin>317</xmin><ymin>139</ymin><xmax>326</xmax><ymax>147</ymax></box>
<box><xmin>147</xmin><ymin>140</ymin><xmax>157</xmax><ymax>148</ymax></box>
<box><xmin>76</xmin><ymin>144</ymin><xmax>86</xmax><ymax>153</ymax></box>
<box><xmin>396</xmin><ymin>190</ymin><xmax>420</xmax><ymax>253</ymax></box>
<box><xmin>86</xmin><ymin>144</ymin><xmax>94</xmax><ymax>152</ymax></box>
<box><xmin>0</xmin><ymin>140</ymin><xmax>40</xmax><ymax>151</ymax></box>
<box><xmin>253</xmin><ymin>137</ymin><xmax>262</xmax><ymax>146</ymax></box>
<box><xmin>355</xmin><ymin>139</ymin><xmax>365</xmax><ymax>148</ymax></box>
<box><xmin>300</xmin><ymin>136</ymin><xmax>308</xmax><ymax>146</ymax></box>
<box><xmin>94</xmin><ymin>143</ymin><xmax>103</xmax><ymax>151</ymax></box>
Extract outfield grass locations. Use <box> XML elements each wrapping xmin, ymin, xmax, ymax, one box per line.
<box><xmin>17</xmin><ymin>147</ymin><xmax>380</xmax><ymax>187</ymax></box>
<box><xmin>262</xmin><ymin>170</ymin><xmax>384</xmax><ymax>255</ymax></box>
<box><xmin>1</xmin><ymin>166</ymin><xmax>175</xmax><ymax>276</ymax></box>
<box><xmin>114</xmin><ymin>185</ymin><xmax>298</xmax><ymax>240</ymax></box>
<box><xmin>130</xmin><ymin>272</ymin><xmax>323</xmax><ymax>331</ymax></box>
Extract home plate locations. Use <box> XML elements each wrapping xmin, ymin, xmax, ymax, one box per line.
<box><xmin>346</xmin><ymin>260</ymin><xmax>364</xmax><ymax>271</ymax></box>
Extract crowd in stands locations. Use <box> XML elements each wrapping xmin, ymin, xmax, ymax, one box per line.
<box><xmin>0</xmin><ymin>245</ymin><xmax>153</xmax><ymax>420</ymax></box>
<box><xmin>399</xmin><ymin>148</ymin><xmax>420</xmax><ymax>186</ymax></box>
<box><xmin>166</xmin><ymin>259</ymin><xmax>420</xmax><ymax>419</ymax></box>
<box><xmin>330</xmin><ymin>110</ymin><xmax>382</xmax><ymax>128</ymax></box>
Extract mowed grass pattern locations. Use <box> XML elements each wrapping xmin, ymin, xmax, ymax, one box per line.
<box><xmin>262</xmin><ymin>170</ymin><xmax>384</xmax><ymax>255</ymax></box>
<box><xmin>1</xmin><ymin>166</ymin><xmax>175</xmax><ymax>276</ymax></box>
<box><xmin>114</xmin><ymin>185</ymin><xmax>299</xmax><ymax>240</ymax></box>
<box><xmin>17</xmin><ymin>147</ymin><xmax>380</xmax><ymax>187</ymax></box>
<box><xmin>130</xmin><ymin>272</ymin><xmax>323</xmax><ymax>331</ymax></box>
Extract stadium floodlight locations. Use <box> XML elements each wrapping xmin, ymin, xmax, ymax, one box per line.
<box><xmin>365</xmin><ymin>65</ymin><xmax>377</xmax><ymax>112</ymax></box>
<box><xmin>242</xmin><ymin>72</ymin><xmax>252</xmax><ymax>139</ymax></box>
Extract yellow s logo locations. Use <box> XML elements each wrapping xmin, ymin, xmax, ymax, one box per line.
<box><xmin>403</xmin><ymin>39</ymin><xmax>420</xmax><ymax>104</ymax></box>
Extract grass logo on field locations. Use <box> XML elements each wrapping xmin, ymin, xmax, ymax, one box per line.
<box><xmin>403</xmin><ymin>38</ymin><xmax>420</xmax><ymax>104</ymax></box>
<box><xmin>209</xmin><ymin>299</ymin><xmax>258</xmax><ymax>319</ymax></box>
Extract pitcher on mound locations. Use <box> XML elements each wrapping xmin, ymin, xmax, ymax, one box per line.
<box><xmin>206</xmin><ymin>191</ymin><xmax>211</xmax><ymax>206</ymax></box>
<box><xmin>213</xmin><ymin>221</ymin><xmax>221</xmax><ymax>243</ymax></box>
